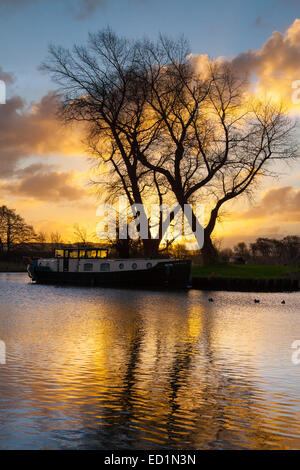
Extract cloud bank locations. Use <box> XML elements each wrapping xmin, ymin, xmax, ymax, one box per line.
<box><xmin>0</xmin><ymin>91</ymin><xmax>85</xmax><ymax>178</ymax></box>
<box><xmin>237</xmin><ymin>186</ymin><xmax>300</xmax><ymax>222</ymax></box>
<box><xmin>2</xmin><ymin>164</ymin><xmax>87</xmax><ymax>201</ymax></box>
<box><xmin>1</xmin><ymin>19</ymin><xmax>300</xmax><ymax>239</ymax></box>
<box><xmin>232</xmin><ymin>19</ymin><xmax>300</xmax><ymax>103</ymax></box>
<box><xmin>192</xmin><ymin>18</ymin><xmax>300</xmax><ymax>108</ymax></box>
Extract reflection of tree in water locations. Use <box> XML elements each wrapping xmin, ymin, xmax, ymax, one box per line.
<box><xmin>164</xmin><ymin>302</ymin><xmax>288</xmax><ymax>450</ymax></box>
<box><xmin>91</xmin><ymin>314</ymin><xmax>145</xmax><ymax>449</ymax></box>
<box><xmin>78</xmin><ymin>295</ymin><xmax>297</xmax><ymax>450</ymax></box>
<box><xmin>2</xmin><ymin>286</ymin><xmax>298</xmax><ymax>450</ymax></box>
<box><xmin>164</xmin><ymin>342</ymin><xmax>194</xmax><ymax>446</ymax></box>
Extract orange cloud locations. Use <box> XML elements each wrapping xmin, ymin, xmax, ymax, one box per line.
<box><xmin>2</xmin><ymin>23</ymin><xmax>300</xmax><ymax>242</ymax></box>
<box><xmin>2</xmin><ymin>164</ymin><xmax>88</xmax><ymax>202</ymax></box>
<box><xmin>236</xmin><ymin>186</ymin><xmax>300</xmax><ymax>222</ymax></box>
<box><xmin>211</xmin><ymin>185</ymin><xmax>300</xmax><ymax>247</ymax></box>
<box><xmin>0</xmin><ymin>91</ymin><xmax>85</xmax><ymax>178</ymax></box>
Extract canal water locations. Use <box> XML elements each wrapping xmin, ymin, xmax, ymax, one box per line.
<box><xmin>0</xmin><ymin>273</ymin><xmax>299</xmax><ymax>450</ymax></box>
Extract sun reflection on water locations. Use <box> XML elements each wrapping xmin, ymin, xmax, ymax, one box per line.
<box><xmin>0</xmin><ymin>273</ymin><xmax>299</xmax><ymax>449</ymax></box>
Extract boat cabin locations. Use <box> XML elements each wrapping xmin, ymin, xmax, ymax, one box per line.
<box><xmin>28</xmin><ymin>248</ymin><xmax>192</xmax><ymax>287</ymax></box>
<box><xmin>54</xmin><ymin>248</ymin><xmax>108</xmax><ymax>259</ymax></box>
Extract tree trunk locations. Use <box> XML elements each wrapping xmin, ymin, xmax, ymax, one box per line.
<box><xmin>115</xmin><ymin>239</ymin><xmax>130</xmax><ymax>258</ymax></box>
<box><xmin>201</xmin><ymin>231</ymin><xmax>219</xmax><ymax>265</ymax></box>
<box><xmin>142</xmin><ymin>238</ymin><xmax>161</xmax><ymax>258</ymax></box>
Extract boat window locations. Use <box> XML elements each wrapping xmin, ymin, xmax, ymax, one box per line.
<box><xmin>84</xmin><ymin>263</ymin><xmax>93</xmax><ymax>272</ymax></box>
<box><xmin>119</xmin><ymin>263</ymin><xmax>124</xmax><ymax>270</ymax></box>
<box><xmin>55</xmin><ymin>249</ymin><xmax>64</xmax><ymax>258</ymax></box>
<box><xmin>100</xmin><ymin>263</ymin><xmax>110</xmax><ymax>272</ymax></box>
<box><xmin>132</xmin><ymin>263</ymin><xmax>137</xmax><ymax>270</ymax></box>
<box><xmin>79</xmin><ymin>250</ymin><xmax>86</xmax><ymax>258</ymax></box>
<box><xmin>146</xmin><ymin>262</ymin><xmax>152</xmax><ymax>269</ymax></box>
<box><xmin>69</xmin><ymin>250</ymin><xmax>78</xmax><ymax>259</ymax></box>
<box><xmin>97</xmin><ymin>249</ymin><xmax>107</xmax><ymax>259</ymax></box>
<box><xmin>87</xmin><ymin>250</ymin><xmax>97</xmax><ymax>259</ymax></box>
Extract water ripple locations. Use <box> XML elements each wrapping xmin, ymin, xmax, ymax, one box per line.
<box><xmin>0</xmin><ymin>273</ymin><xmax>300</xmax><ymax>449</ymax></box>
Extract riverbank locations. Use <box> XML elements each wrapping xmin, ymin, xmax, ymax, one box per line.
<box><xmin>191</xmin><ymin>264</ymin><xmax>300</xmax><ymax>292</ymax></box>
<box><xmin>0</xmin><ymin>261</ymin><xmax>27</xmax><ymax>272</ymax></box>
<box><xmin>191</xmin><ymin>264</ymin><xmax>300</xmax><ymax>279</ymax></box>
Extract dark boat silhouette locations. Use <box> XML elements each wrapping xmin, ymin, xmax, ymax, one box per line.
<box><xmin>27</xmin><ymin>248</ymin><xmax>191</xmax><ymax>289</ymax></box>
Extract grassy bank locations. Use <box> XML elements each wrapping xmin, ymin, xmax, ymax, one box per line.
<box><xmin>191</xmin><ymin>264</ymin><xmax>300</xmax><ymax>279</ymax></box>
<box><xmin>0</xmin><ymin>261</ymin><xmax>27</xmax><ymax>272</ymax></box>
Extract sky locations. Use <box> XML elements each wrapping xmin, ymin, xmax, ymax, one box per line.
<box><xmin>0</xmin><ymin>0</ymin><xmax>300</xmax><ymax>247</ymax></box>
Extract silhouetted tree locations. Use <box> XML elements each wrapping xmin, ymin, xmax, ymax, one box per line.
<box><xmin>50</xmin><ymin>231</ymin><xmax>64</xmax><ymax>248</ymax></box>
<box><xmin>250</xmin><ymin>236</ymin><xmax>300</xmax><ymax>265</ymax></box>
<box><xmin>0</xmin><ymin>205</ymin><xmax>35</xmax><ymax>255</ymax></box>
<box><xmin>35</xmin><ymin>231</ymin><xmax>49</xmax><ymax>254</ymax></box>
<box><xmin>73</xmin><ymin>223</ymin><xmax>94</xmax><ymax>248</ymax></box>
<box><xmin>43</xmin><ymin>30</ymin><xmax>174</xmax><ymax>257</ymax></box>
<box><xmin>282</xmin><ymin>236</ymin><xmax>300</xmax><ymax>265</ymax></box>
<box><xmin>233</xmin><ymin>242</ymin><xmax>250</xmax><ymax>260</ymax></box>
<box><xmin>43</xmin><ymin>29</ymin><xmax>298</xmax><ymax>263</ymax></box>
<box><xmin>219</xmin><ymin>247</ymin><xmax>234</xmax><ymax>263</ymax></box>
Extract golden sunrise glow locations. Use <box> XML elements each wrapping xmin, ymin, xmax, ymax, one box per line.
<box><xmin>2</xmin><ymin>20</ymin><xmax>300</xmax><ymax>246</ymax></box>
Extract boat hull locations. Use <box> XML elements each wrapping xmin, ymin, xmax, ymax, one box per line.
<box><xmin>28</xmin><ymin>260</ymin><xmax>191</xmax><ymax>289</ymax></box>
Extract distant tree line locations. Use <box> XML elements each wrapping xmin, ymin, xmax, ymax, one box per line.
<box><xmin>1</xmin><ymin>204</ymin><xmax>299</xmax><ymax>266</ymax></box>
<box><xmin>0</xmin><ymin>205</ymin><xmax>98</xmax><ymax>260</ymax></box>
<box><xmin>219</xmin><ymin>237</ymin><xmax>300</xmax><ymax>266</ymax></box>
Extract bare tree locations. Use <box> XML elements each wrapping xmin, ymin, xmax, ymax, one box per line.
<box><xmin>134</xmin><ymin>47</ymin><xmax>298</xmax><ymax>263</ymax></box>
<box><xmin>233</xmin><ymin>242</ymin><xmax>249</xmax><ymax>261</ymax></box>
<box><xmin>43</xmin><ymin>29</ymin><xmax>174</xmax><ymax>257</ymax></box>
<box><xmin>36</xmin><ymin>231</ymin><xmax>47</xmax><ymax>244</ymax></box>
<box><xmin>0</xmin><ymin>206</ymin><xmax>35</xmax><ymax>254</ymax></box>
<box><xmin>43</xmin><ymin>29</ymin><xmax>298</xmax><ymax>263</ymax></box>
<box><xmin>250</xmin><ymin>236</ymin><xmax>300</xmax><ymax>265</ymax></box>
<box><xmin>73</xmin><ymin>223</ymin><xmax>95</xmax><ymax>248</ymax></box>
<box><xmin>50</xmin><ymin>231</ymin><xmax>63</xmax><ymax>248</ymax></box>
<box><xmin>35</xmin><ymin>230</ymin><xmax>48</xmax><ymax>253</ymax></box>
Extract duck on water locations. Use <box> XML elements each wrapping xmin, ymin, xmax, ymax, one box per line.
<box><xmin>27</xmin><ymin>248</ymin><xmax>192</xmax><ymax>289</ymax></box>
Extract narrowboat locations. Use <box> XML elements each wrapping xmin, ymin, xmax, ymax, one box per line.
<box><xmin>27</xmin><ymin>248</ymin><xmax>191</xmax><ymax>289</ymax></box>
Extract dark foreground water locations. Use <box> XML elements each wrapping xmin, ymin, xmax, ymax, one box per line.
<box><xmin>0</xmin><ymin>273</ymin><xmax>300</xmax><ymax>450</ymax></box>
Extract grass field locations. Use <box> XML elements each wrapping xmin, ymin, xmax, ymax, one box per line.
<box><xmin>191</xmin><ymin>264</ymin><xmax>300</xmax><ymax>279</ymax></box>
<box><xmin>0</xmin><ymin>261</ymin><xmax>27</xmax><ymax>272</ymax></box>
